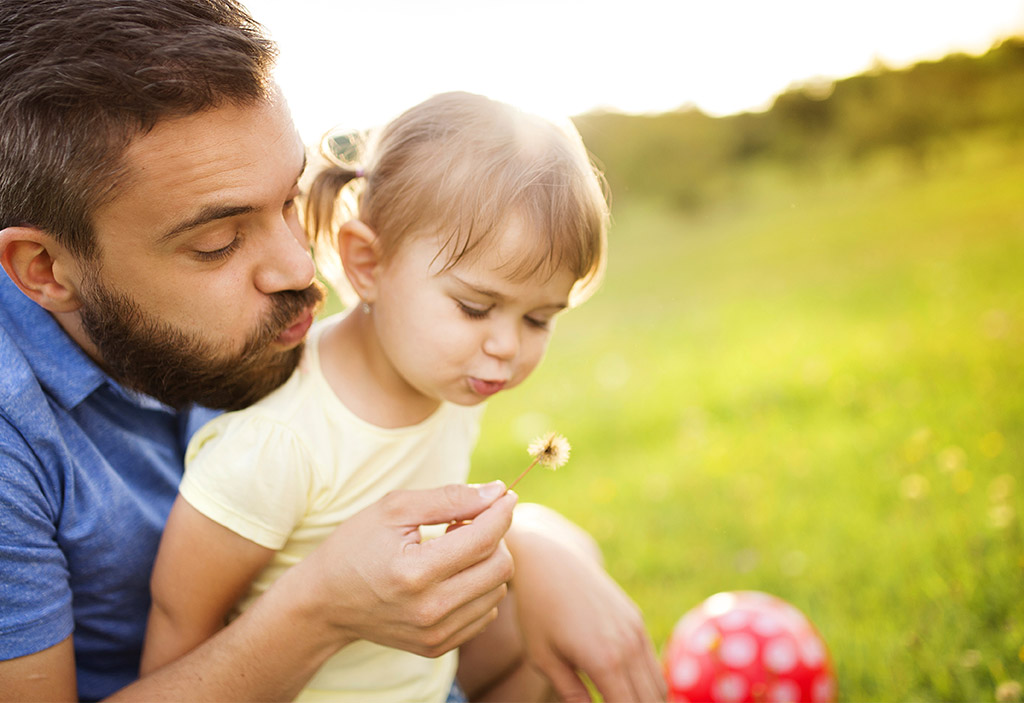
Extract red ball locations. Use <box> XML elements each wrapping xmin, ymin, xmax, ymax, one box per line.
<box><xmin>663</xmin><ymin>591</ymin><xmax>836</xmax><ymax>703</ymax></box>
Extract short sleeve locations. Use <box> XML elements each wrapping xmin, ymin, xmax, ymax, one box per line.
<box><xmin>0</xmin><ymin>416</ymin><xmax>74</xmax><ymax>659</ymax></box>
<box><xmin>180</xmin><ymin>413</ymin><xmax>316</xmax><ymax>550</ymax></box>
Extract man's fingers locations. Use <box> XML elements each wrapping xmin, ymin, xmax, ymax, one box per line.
<box><xmin>404</xmin><ymin>579</ymin><xmax>509</xmax><ymax>657</ymax></box>
<box><xmin>436</xmin><ymin>537</ymin><xmax>514</xmax><ymax>605</ymax></box>
<box><xmin>429</xmin><ymin>590</ymin><xmax>507</xmax><ymax>654</ymax></box>
<box><xmin>417</xmin><ymin>492</ymin><xmax>517</xmax><ymax>579</ymax></box>
<box><xmin>384</xmin><ymin>481</ymin><xmax>509</xmax><ymax>528</ymax></box>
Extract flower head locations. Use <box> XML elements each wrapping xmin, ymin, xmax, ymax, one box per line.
<box><xmin>507</xmin><ymin>431</ymin><xmax>572</xmax><ymax>491</ymax></box>
<box><xmin>528</xmin><ymin>432</ymin><xmax>571</xmax><ymax>470</ymax></box>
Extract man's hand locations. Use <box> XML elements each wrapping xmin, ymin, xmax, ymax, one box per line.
<box><xmin>507</xmin><ymin>504</ymin><xmax>667</xmax><ymax>703</ymax></box>
<box><xmin>283</xmin><ymin>481</ymin><xmax>518</xmax><ymax>658</ymax></box>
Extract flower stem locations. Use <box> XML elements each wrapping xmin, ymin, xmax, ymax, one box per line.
<box><xmin>508</xmin><ymin>457</ymin><xmax>540</xmax><ymax>492</ymax></box>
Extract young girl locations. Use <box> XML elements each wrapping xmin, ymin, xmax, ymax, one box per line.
<box><xmin>141</xmin><ymin>91</ymin><xmax>608</xmax><ymax>702</ymax></box>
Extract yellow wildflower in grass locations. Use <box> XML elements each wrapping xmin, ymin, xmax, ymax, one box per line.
<box><xmin>508</xmin><ymin>432</ymin><xmax>571</xmax><ymax>490</ymax></box>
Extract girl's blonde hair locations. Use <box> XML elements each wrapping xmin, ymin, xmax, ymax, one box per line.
<box><xmin>305</xmin><ymin>91</ymin><xmax>608</xmax><ymax>306</ymax></box>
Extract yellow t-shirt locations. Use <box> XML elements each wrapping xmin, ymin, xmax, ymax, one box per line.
<box><xmin>180</xmin><ymin>315</ymin><xmax>484</xmax><ymax>703</ymax></box>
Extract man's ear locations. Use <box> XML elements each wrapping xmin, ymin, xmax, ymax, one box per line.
<box><xmin>0</xmin><ymin>226</ymin><xmax>83</xmax><ymax>312</ymax></box>
<box><xmin>336</xmin><ymin>219</ymin><xmax>382</xmax><ymax>304</ymax></box>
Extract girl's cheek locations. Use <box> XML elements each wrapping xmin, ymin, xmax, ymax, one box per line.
<box><xmin>518</xmin><ymin>352</ymin><xmax>545</xmax><ymax>381</ymax></box>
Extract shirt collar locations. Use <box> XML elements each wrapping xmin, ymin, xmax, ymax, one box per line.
<box><xmin>0</xmin><ymin>272</ymin><xmax>174</xmax><ymax>413</ymax></box>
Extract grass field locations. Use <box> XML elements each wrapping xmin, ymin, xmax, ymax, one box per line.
<box><xmin>466</xmin><ymin>134</ymin><xmax>1024</xmax><ymax>701</ymax></box>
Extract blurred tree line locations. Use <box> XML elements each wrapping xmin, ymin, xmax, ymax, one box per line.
<box><xmin>573</xmin><ymin>38</ymin><xmax>1024</xmax><ymax>210</ymax></box>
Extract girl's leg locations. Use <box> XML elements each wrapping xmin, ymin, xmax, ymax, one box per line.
<box><xmin>457</xmin><ymin>586</ymin><xmax>553</xmax><ymax>703</ymax></box>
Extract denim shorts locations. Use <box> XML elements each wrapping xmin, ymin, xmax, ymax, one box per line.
<box><xmin>446</xmin><ymin>678</ymin><xmax>468</xmax><ymax>703</ymax></box>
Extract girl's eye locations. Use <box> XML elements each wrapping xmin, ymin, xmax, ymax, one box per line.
<box><xmin>193</xmin><ymin>236</ymin><xmax>241</xmax><ymax>262</ymax></box>
<box><xmin>457</xmin><ymin>300</ymin><xmax>491</xmax><ymax>319</ymax></box>
<box><xmin>525</xmin><ymin>316</ymin><xmax>551</xmax><ymax>331</ymax></box>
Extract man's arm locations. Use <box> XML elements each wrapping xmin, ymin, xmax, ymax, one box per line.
<box><xmin>0</xmin><ymin>419</ymin><xmax>80</xmax><ymax>702</ymax></box>
<box><xmin>0</xmin><ymin>482</ymin><xmax>517</xmax><ymax>702</ymax></box>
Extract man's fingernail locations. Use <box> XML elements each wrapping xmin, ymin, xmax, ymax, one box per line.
<box><xmin>476</xmin><ymin>480</ymin><xmax>506</xmax><ymax>501</ymax></box>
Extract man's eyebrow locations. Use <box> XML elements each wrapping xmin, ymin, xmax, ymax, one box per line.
<box><xmin>156</xmin><ymin>155</ymin><xmax>306</xmax><ymax>244</ymax></box>
<box><xmin>157</xmin><ymin>204</ymin><xmax>256</xmax><ymax>243</ymax></box>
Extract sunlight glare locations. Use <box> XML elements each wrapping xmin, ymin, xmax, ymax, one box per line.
<box><xmin>243</xmin><ymin>0</ymin><xmax>1024</xmax><ymax>143</ymax></box>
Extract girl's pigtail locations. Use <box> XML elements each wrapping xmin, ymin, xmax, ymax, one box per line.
<box><xmin>305</xmin><ymin>162</ymin><xmax>365</xmax><ymax>306</ymax></box>
<box><xmin>304</xmin><ymin>163</ymin><xmax>364</xmax><ymax>247</ymax></box>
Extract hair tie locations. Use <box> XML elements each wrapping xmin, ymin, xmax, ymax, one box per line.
<box><xmin>354</xmin><ymin>167</ymin><xmax>365</xmax><ymax>178</ymax></box>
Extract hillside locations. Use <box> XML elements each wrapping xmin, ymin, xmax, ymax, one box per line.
<box><xmin>573</xmin><ymin>37</ymin><xmax>1024</xmax><ymax>210</ymax></box>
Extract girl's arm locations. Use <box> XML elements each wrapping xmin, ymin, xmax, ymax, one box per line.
<box><xmin>140</xmin><ymin>495</ymin><xmax>275</xmax><ymax>675</ymax></box>
<box><xmin>503</xmin><ymin>503</ymin><xmax>668</xmax><ymax>702</ymax></box>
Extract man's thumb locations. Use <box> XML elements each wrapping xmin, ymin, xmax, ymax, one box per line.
<box><xmin>395</xmin><ymin>481</ymin><xmax>507</xmax><ymax>527</ymax></box>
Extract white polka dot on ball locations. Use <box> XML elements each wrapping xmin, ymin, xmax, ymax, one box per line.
<box><xmin>763</xmin><ymin>637</ymin><xmax>799</xmax><ymax>674</ymax></box>
<box><xmin>671</xmin><ymin>655</ymin><xmax>701</xmax><ymax>688</ymax></box>
<box><xmin>768</xmin><ymin>679</ymin><xmax>802</xmax><ymax>703</ymax></box>
<box><xmin>813</xmin><ymin>674</ymin><xmax>837</xmax><ymax>702</ymax></box>
<box><xmin>687</xmin><ymin>622</ymin><xmax>720</xmax><ymax>654</ymax></box>
<box><xmin>752</xmin><ymin>612</ymin><xmax>785</xmax><ymax>637</ymax></box>
<box><xmin>718</xmin><ymin>609</ymin><xmax>752</xmax><ymax>631</ymax></box>
<box><xmin>800</xmin><ymin>632</ymin><xmax>827</xmax><ymax>667</ymax></box>
<box><xmin>711</xmin><ymin>673</ymin><xmax>748</xmax><ymax>703</ymax></box>
<box><xmin>719</xmin><ymin>632</ymin><xmax>759</xmax><ymax>668</ymax></box>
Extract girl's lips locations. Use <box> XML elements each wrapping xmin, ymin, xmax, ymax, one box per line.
<box><xmin>276</xmin><ymin>310</ymin><xmax>314</xmax><ymax>347</ymax></box>
<box><xmin>469</xmin><ymin>378</ymin><xmax>507</xmax><ymax>397</ymax></box>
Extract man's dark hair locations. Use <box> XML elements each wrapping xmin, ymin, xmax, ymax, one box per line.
<box><xmin>0</xmin><ymin>0</ymin><xmax>278</xmax><ymax>258</ymax></box>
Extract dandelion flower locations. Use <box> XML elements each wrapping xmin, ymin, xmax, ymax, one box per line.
<box><xmin>528</xmin><ymin>432</ymin><xmax>571</xmax><ymax>469</ymax></box>
<box><xmin>509</xmin><ymin>432</ymin><xmax>571</xmax><ymax>490</ymax></box>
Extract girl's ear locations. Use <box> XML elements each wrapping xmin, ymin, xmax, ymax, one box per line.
<box><xmin>0</xmin><ymin>226</ymin><xmax>83</xmax><ymax>312</ymax></box>
<box><xmin>336</xmin><ymin>219</ymin><xmax>381</xmax><ymax>304</ymax></box>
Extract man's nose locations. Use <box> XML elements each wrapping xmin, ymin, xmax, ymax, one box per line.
<box><xmin>254</xmin><ymin>220</ymin><xmax>316</xmax><ymax>294</ymax></box>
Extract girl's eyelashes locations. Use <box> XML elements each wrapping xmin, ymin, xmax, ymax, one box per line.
<box><xmin>456</xmin><ymin>299</ymin><xmax>553</xmax><ymax>330</ymax></box>
<box><xmin>193</xmin><ymin>236</ymin><xmax>241</xmax><ymax>262</ymax></box>
<box><xmin>456</xmin><ymin>300</ymin><xmax>492</xmax><ymax>319</ymax></box>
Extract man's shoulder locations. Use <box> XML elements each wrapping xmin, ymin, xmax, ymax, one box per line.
<box><xmin>0</xmin><ymin>318</ymin><xmax>51</xmax><ymax>421</ymax></box>
<box><xmin>0</xmin><ymin>276</ymin><xmax>106</xmax><ymax>413</ymax></box>
<box><xmin>0</xmin><ymin>322</ymin><xmax>69</xmax><ymax>498</ymax></box>
<box><xmin>0</xmin><ymin>296</ymin><xmax>98</xmax><ymax>484</ymax></box>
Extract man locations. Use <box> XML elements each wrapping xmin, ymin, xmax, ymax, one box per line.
<box><xmin>0</xmin><ymin>2</ymin><xmax>665</xmax><ymax>701</ymax></box>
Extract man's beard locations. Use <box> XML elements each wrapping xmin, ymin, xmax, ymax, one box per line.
<box><xmin>77</xmin><ymin>273</ymin><xmax>326</xmax><ymax>411</ymax></box>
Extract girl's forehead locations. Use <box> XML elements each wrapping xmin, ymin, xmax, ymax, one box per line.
<box><xmin>433</xmin><ymin>215</ymin><xmax>550</xmax><ymax>269</ymax></box>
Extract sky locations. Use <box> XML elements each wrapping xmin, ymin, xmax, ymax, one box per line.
<box><xmin>242</xmin><ymin>0</ymin><xmax>1024</xmax><ymax>144</ymax></box>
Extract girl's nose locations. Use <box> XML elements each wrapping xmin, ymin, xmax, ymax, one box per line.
<box><xmin>482</xmin><ymin>319</ymin><xmax>519</xmax><ymax>360</ymax></box>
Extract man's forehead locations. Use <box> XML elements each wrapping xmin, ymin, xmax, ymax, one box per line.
<box><xmin>95</xmin><ymin>98</ymin><xmax>305</xmax><ymax>240</ymax></box>
<box><xmin>124</xmin><ymin>99</ymin><xmax>301</xmax><ymax>176</ymax></box>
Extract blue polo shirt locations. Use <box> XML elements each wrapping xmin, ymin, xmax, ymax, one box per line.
<box><xmin>0</xmin><ymin>273</ymin><xmax>218</xmax><ymax>700</ymax></box>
